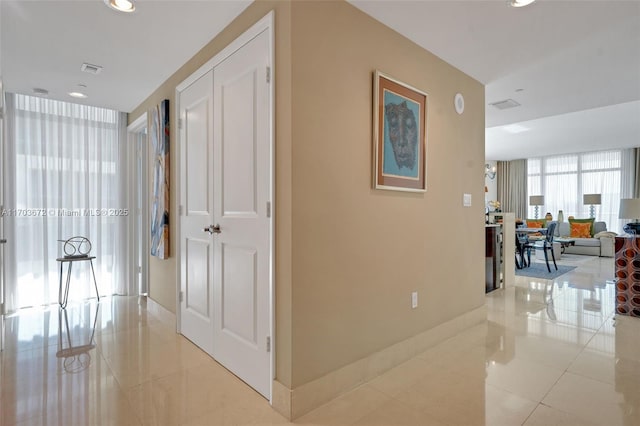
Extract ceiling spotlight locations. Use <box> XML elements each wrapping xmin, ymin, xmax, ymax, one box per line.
<box><xmin>509</xmin><ymin>0</ymin><xmax>536</xmax><ymax>7</ymax></box>
<box><xmin>69</xmin><ymin>92</ymin><xmax>88</xmax><ymax>99</ymax></box>
<box><xmin>104</xmin><ymin>0</ymin><xmax>135</xmax><ymax>13</ymax></box>
<box><xmin>33</xmin><ymin>88</ymin><xmax>49</xmax><ymax>96</ymax></box>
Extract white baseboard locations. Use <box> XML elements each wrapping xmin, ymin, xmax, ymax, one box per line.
<box><xmin>145</xmin><ymin>296</ymin><xmax>176</xmax><ymax>330</ymax></box>
<box><xmin>271</xmin><ymin>304</ymin><xmax>487</xmax><ymax>420</ymax></box>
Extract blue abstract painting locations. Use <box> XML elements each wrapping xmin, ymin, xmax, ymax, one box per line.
<box><xmin>150</xmin><ymin>99</ymin><xmax>170</xmax><ymax>259</ymax></box>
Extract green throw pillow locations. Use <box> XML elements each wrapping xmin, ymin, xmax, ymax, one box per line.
<box><xmin>525</xmin><ymin>219</ymin><xmax>547</xmax><ymax>228</ymax></box>
<box><xmin>568</xmin><ymin>218</ymin><xmax>595</xmax><ymax>237</ymax></box>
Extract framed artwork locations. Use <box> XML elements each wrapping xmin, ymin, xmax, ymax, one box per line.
<box><xmin>373</xmin><ymin>70</ymin><xmax>427</xmax><ymax>192</ymax></box>
<box><xmin>150</xmin><ymin>99</ymin><xmax>170</xmax><ymax>259</ymax></box>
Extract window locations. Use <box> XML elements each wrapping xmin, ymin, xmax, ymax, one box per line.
<box><xmin>4</xmin><ymin>93</ymin><xmax>128</xmax><ymax>310</ymax></box>
<box><xmin>528</xmin><ymin>150</ymin><xmax>628</xmax><ymax>232</ymax></box>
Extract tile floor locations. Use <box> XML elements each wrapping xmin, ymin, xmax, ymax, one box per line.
<box><xmin>1</xmin><ymin>254</ymin><xmax>639</xmax><ymax>425</ymax></box>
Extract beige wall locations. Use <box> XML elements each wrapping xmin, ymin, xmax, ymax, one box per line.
<box><xmin>129</xmin><ymin>0</ymin><xmax>485</xmax><ymax>394</ymax></box>
<box><xmin>288</xmin><ymin>0</ymin><xmax>485</xmax><ymax>388</ymax></box>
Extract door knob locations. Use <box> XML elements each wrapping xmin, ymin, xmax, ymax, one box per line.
<box><xmin>0</xmin><ymin>238</ymin><xmax>6</xmax><ymax>244</ymax></box>
<box><xmin>203</xmin><ymin>225</ymin><xmax>221</xmax><ymax>234</ymax></box>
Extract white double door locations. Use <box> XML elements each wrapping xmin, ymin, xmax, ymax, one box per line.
<box><xmin>179</xmin><ymin>30</ymin><xmax>271</xmax><ymax>398</ymax></box>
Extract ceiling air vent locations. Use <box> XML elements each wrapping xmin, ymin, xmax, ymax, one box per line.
<box><xmin>489</xmin><ymin>99</ymin><xmax>521</xmax><ymax>110</ymax></box>
<box><xmin>81</xmin><ymin>63</ymin><xmax>103</xmax><ymax>75</ymax></box>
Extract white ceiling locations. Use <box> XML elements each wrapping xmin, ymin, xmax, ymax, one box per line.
<box><xmin>0</xmin><ymin>0</ymin><xmax>252</xmax><ymax>112</ymax></box>
<box><xmin>349</xmin><ymin>0</ymin><xmax>640</xmax><ymax>160</ymax></box>
<box><xmin>2</xmin><ymin>0</ymin><xmax>639</xmax><ymax>161</ymax></box>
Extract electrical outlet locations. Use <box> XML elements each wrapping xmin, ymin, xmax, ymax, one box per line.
<box><xmin>463</xmin><ymin>193</ymin><xmax>472</xmax><ymax>207</ymax></box>
<box><xmin>411</xmin><ymin>291</ymin><xmax>418</xmax><ymax>309</ymax></box>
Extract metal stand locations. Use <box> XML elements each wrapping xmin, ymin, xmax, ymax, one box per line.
<box><xmin>57</xmin><ymin>256</ymin><xmax>99</xmax><ymax>308</ymax></box>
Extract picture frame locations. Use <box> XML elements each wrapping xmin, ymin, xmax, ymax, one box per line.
<box><xmin>373</xmin><ymin>70</ymin><xmax>428</xmax><ymax>192</ymax></box>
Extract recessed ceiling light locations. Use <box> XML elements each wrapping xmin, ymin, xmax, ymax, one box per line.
<box><xmin>502</xmin><ymin>124</ymin><xmax>530</xmax><ymax>134</ymax></box>
<box><xmin>509</xmin><ymin>0</ymin><xmax>536</xmax><ymax>7</ymax></box>
<box><xmin>33</xmin><ymin>88</ymin><xmax>49</xmax><ymax>96</ymax></box>
<box><xmin>69</xmin><ymin>92</ymin><xmax>88</xmax><ymax>99</ymax></box>
<box><xmin>104</xmin><ymin>0</ymin><xmax>135</xmax><ymax>13</ymax></box>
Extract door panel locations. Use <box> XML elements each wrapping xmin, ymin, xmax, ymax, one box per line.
<box><xmin>186</xmin><ymin>98</ymin><xmax>210</xmax><ymax>214</ymax></box>
<box><xmin>213</xmin><ymin>30</ymin><xmax>271</xmax><ymax>398</ymax></box>
<box><xmin>221</xmin><ymin>243</ymin><xmax>257</xmax><ymax>345</ymax></box>
<box><xmin>179</xmin><ymin>70</ymin><xmax>214</xmax><ymax>355</ymax></box>
<box><xmin>185</xmin><ymin>238</ymin><xmax>211</xmax><ymax>318</ymax></box>
<box><xmin>221</xmin><ymin>70</ymin><xmax>257</xmax><ymax>216</ymax></box>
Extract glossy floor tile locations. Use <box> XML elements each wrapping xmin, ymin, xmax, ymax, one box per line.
<box><xmin>1</xmin><ymin>254</ymin><xmax>639</xmax><ymax>425</ymax></box>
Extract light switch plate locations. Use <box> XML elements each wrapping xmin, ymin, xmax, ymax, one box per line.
<box><xmin>463</xmin><ymin>193</ymin><xmax>472</xmax><ymax>207</ymax></box>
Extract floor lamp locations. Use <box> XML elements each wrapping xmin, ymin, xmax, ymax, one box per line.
<box><xmin>529</xmin><ymin>195</ymin><xmax>544</xmax><ymax>219</ymax></box>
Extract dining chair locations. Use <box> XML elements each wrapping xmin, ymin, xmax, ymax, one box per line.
<box><xmin>534</xmin><ymin>222</ymin><xmax>558</xmax><ymax>273</ymax></box>
<box><xmin>515</xmin><ymin>232</ymin><xmax>530</xmax><ymax>269</ymax></box>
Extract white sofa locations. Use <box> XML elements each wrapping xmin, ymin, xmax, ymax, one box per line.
<box><xmin>551</xmin><ymin>221</ymin><xmax>615</xmax><ymax>257</ymax></box>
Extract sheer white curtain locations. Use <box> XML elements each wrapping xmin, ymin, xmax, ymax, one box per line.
<box><xmin>527</xmin><ymin>150</ymin><xmax>630</xmax><ymax>233</ymax></box>
<box><xmin>4</xmin><ymin>93</ymin><xmax>130</xmax><ymax>311</ymax></box>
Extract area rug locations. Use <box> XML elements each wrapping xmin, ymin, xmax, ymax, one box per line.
<box><xmin>515</xmin><ymin>263</ymin><xmax>576</xmax><ymax>280</ymax></box>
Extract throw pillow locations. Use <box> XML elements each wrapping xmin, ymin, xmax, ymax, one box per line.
<box><xmin>568</xmin><ymin>217</ymin><xmax>595</xmax><ymax>237</ymax></box>
<box><xmin>570</xmin><ymin>222</ymin><xmax>592</xmax><ymax>238</ymax></box>
<box><xmin>526</xmin><ymin>219</ymin><xmax>546</xmax><ymax>228</ymax></box>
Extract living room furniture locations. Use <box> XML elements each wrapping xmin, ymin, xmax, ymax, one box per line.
<box><xmin>555</xmin><ymin>237</ymin><xmax>576</xmax><ymax>253</ymax></box>
<box><xmin>535</xmin><ymin>241</ymin><xmax>562</xmax><ymax>261</ymax></box>
<box><xmin>515</xmin><ymin>227</ymin><xmax>547</xmax><ymax>266</ymax></box>
<box><xmin>485</xmin><ymin>213</ymin><xmax>515</xmax><ymax>291</ymax></box>
<box><xmin>583</xmin><ymin>193</ymin><xmax>601</xmax><ymax>218</ymax></box>
<box><xmin>515</xmin><ymin>232</ymin><xmax>530</xmax><ymax>269</ymax></box>
<box><xmin>529</xmin><ymin>195</ymin><xmax>544</xmax><ymax>219</ymax></box>
<box><xmin>619</xmin><ymin>198</ymin><xmax>640</xmax><ymax>234</ymax></box>
<box><xmin>614</xmin><ymin>235</ymin><xmax>640</xmax><ymax>317</ymax></box>
<box><xmin>530</xmin><ymin>222</ymin><xmax>558</xmax><ymax>273</ymax></box>
<box><xmin>57</xmin><ymin>237</ymin><xmax>99</xmax><ymax>308</ymax></box>
<box><xmin>57</xmin><ymin>256</ymin><xmax>99</xmax><ymax>309</ymax></box>
<box><xmin>544</xmin><ymin>221</ymin><xmax>615</xmax><ymax>257</ymax></box>
<box><xmin>486</xmin><ymin>225</ymin><xmax>501</xmax><ymax>293</ymax></box>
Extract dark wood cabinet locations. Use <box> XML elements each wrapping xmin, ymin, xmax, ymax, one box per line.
<box><xmin>486</xmin><ymin>225</ymin><xmax>501</xmax><ymax>293</ymax></box>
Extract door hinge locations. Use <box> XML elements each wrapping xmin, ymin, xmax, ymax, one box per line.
<box><xmin>266</xmin><ymin>66</ymin><xmax>271</xmax><ymax>83</ymax></box>
<box><xmin>179</xmin><ymin>205</ymin><xmax>183</xmax><ymax>216</ymax></box>
<box><xmin>178</xmin><ymin>118</ymin><xmax>183</xmax><ymax>130</ymax></box>
<box><xmin>266</xmin><ymin>336</ymin><xmax>271</xmax><ymax>352</ymax></box>
<box><xmin>179</xmin><ymin>291</ymin><xmax>184</xmax><ymax>303</ymax></box>
<box><xmin>266</xmin><ymin>202</ymin><xmax>271</xmax><ymax>218</ymax></box>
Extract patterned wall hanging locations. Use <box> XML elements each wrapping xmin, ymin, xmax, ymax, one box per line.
<box><xmin>150</xmin><ymin>99</ymin><xmax>170</xmax><ymax>259</ymax></box>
